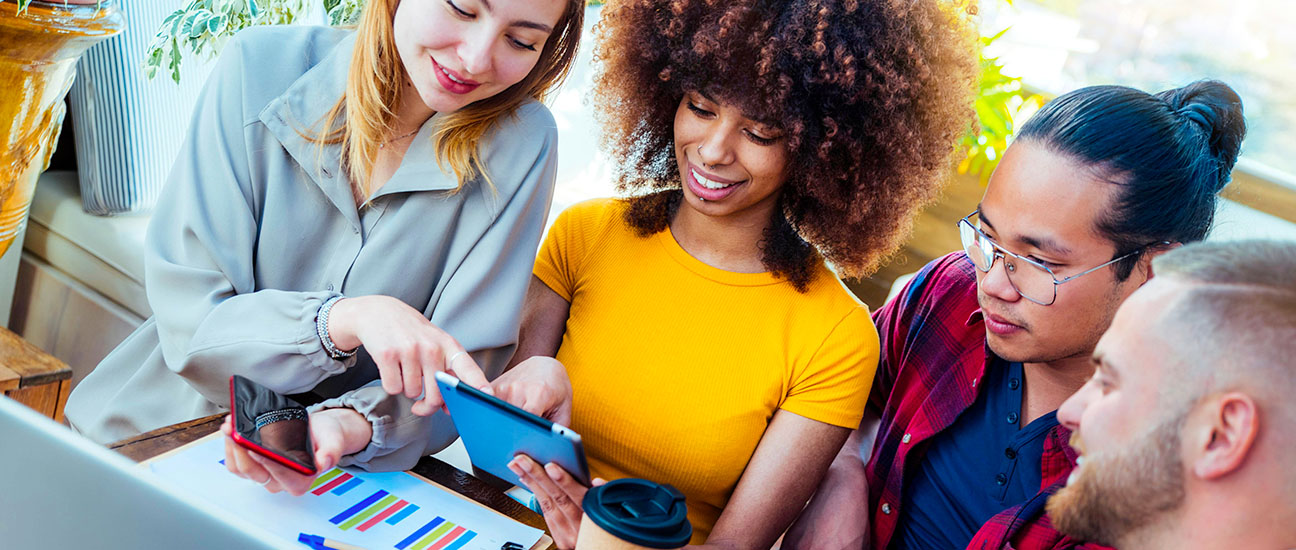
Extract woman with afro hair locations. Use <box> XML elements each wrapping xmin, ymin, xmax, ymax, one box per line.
<box><xmin>491</xmin><ymin>0</ymin><xmax>978</xmax><ymax>546</ymax></box>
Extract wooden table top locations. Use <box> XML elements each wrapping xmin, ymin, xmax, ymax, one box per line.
<box><xmin>110</xmin><ymin>414</ymin><xmax>555</xmax><ymax>550</ymax></box>
<box><xmin>0</xmin><ymin>326</ymin><xmax>71</xmax><ymax>392</ymax></box>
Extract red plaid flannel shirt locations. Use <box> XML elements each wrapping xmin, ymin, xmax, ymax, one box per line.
<box><xmin>865</xmin><ymin>252</ymin><xmax>1113</xmax><ymax>550</ymax></box>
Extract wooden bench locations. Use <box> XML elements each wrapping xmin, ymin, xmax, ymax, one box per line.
<box><xmin>0</xmin><ymin>325</ymin><xmax>72</xmax><ymax>421</ymax></box>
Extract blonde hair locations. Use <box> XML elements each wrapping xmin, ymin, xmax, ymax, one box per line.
<box><xmin>312</xmin><ymin>0</ymin><xmax>583</xmax><ymax>197</ymax></box>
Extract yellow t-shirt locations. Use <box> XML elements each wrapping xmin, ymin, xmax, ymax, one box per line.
<box><xmin>533</xmin><ymin>199</ymin><xmax>879</xmax><ymax>543</ymax></box>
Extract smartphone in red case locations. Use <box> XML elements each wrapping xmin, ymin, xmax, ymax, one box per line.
<box><xmin>229</xmin><ymin>374</ymin><xmax>317</xmax><ymax>476</ymax></box>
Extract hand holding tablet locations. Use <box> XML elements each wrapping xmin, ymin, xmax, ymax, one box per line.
<box><xmin>436</xmin><ymin>371</ymin><xmax>591</xmax><ymax>488</ymax></box>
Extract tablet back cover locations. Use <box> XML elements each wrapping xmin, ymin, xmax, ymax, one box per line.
<box><xmin>439</xmin><ymin>376</ymin><xmax>590</xmax><ymax>487</ymax></box>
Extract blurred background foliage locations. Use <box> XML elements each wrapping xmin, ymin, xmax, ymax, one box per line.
<box><xmin>140</xmin><ymin>0</ymin><xmax>1034</xmax><ymax>188</ymax></box>
<box><xmin>959</xmin><ymin>0</ymin><xmax>1048</xmax><ymax>186</ymax></box>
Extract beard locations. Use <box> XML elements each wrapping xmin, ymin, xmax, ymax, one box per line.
<box><xmin>1047</xmin><ymin>414</ymin><xmax>1187</xmax><ymax>547</ymax></box>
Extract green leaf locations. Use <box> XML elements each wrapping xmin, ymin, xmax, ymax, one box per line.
<box><xmin>167</xmin><ymin>9</ymin><xmax>189</xmax><ymax>36</ymax></box>
<box><xmin>246</xmin><ymin>0</ymin><xmax>259</xmax><ymax>18</ymax></box>
<box><xmin>159</xmin><ymin>11</ymin><xmax>183</xmax><ymax>36</ymax></box>
<box><xmin>189</xmin><ymin>11</ymin><xmax>214</xmax><ymax>38</ymax></box>
<box><xmin>207</xmin><ymin>13</ymin><xmax>227</xmax><ymax>34</ymax></box>
<box><xmin>169</xmin><ymin>41</ymin><xmax>184</xmax><ymax>84</ymax></box>
<box><xmin>142</xmin><ymin>47</ymin><xmax>162</xmax><ymax>79</ymax></box>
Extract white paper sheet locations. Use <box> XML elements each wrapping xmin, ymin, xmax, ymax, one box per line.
<box><xmin>148</xmin><ymin>438</ymin><xmax>542</xmax><ymax>550</ymax></box>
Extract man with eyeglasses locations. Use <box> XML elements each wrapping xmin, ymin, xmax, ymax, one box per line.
<box><xmin>784</xmin><ymin>81</ymin><xmax>1246</xmax><ymax>550</ymax></box>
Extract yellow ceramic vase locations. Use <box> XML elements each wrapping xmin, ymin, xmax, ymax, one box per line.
<box><xmin>0</xmin><ymin>0</ymin><xmax>122</xmax><ymax>257</ymax></box>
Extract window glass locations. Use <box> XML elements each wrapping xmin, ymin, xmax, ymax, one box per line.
<box><xmin>982</xmin><ymin>0</ymin><xmax>1296</xmax><ymax>178</ymax></box>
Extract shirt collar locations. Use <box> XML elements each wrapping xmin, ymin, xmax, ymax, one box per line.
<box><xmin>258</xmin><ymin>32</ymin><xmax>460</xmax><ymax>214</ymax></box>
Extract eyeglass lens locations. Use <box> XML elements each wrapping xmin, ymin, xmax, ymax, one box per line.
<box><xmin>959</xmin><ymin>220</ymin><xmax>1056</xmax><ymax>305</ymax></box>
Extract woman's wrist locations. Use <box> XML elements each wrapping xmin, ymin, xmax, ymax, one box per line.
<box><xmin>316</xmin><ymin>407</ymin><xmax>374</xmax><ymax>457</ymax></box>
<box><xmin>325</xmin><ymin>296</ymin><xmax>363</xmax><ymax>352</ymax></box>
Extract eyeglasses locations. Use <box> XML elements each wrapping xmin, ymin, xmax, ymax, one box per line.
<box><xmin>957</xmin><ymin>210</ymin><xmax>1159</xmax><ymax>306</ymax></box>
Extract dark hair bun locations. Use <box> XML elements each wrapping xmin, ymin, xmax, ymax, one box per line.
<box><xmin>1156</xmin><ymin>80</ymin><xmax>1247</xmax><ymax>193</ymax></box>
<box><xmin>1015</xmin><ymin>80</ymin><xmax>1249</xmax><ymax>278</ymax></box>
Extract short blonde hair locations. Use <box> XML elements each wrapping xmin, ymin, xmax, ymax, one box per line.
<box><xmin>1154</xmin><ymin>239</ymin><xmax>1296</xmax><ymax>418</ymax></box>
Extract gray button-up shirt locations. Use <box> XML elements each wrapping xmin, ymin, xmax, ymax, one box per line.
<box><xmin>66</xmin><ymin>26</ymin><xmax>558</xmax><ymax>470</ymax></box>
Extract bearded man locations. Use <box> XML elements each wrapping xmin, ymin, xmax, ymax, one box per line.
<box><xmin>1050</xmin><ymin>239</ymin><xmax>1296</xmax><ymax>549</ymax></box>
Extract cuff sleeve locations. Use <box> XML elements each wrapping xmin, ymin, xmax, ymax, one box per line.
<box><xmin>309</xmin><ymin>383</ymin><xmax>458</xmax><ymax>472</ymax></box>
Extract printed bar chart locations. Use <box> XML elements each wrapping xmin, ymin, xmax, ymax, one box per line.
<box><xmin>395</xmin><ymin>517</ymin><xmax>444</xmax><ymax>549</ymax></box>
<box><xmin>395</xmin><ymin>516</ymin><xmax>478</xmax><ymax>550</ymax></box>
<box><xmin>358</xmin><ymin>500</ymin><xmax>408</xmax><ymax>532</ymax></box>
<box><xmin>310</xmin><ymin>469</ymin><xmax>342</xmax><ymax>489</ymax></box>
<box><xmin>314</xmin><ymin>473</ymin><xmax>353</xmax><ymax>495</ymax></box>
<box><xmin>339</xmin><ymin>494</ymin><xmax>399</xmax><ymax>530</ymax></box>
<box><xmin>335</xmin><ymin>477</ymin><xmax>364</xmax><ymax>495</ymax></box>
<box><xmin>177</xmin><ymin>444</ymin><xmax>541</xmax><ymax>550</ymax></box>
<box><xmin>442</xmin><ymin>532</ymin><xmax>477</xmax><ymax>550</ymax></box>
<box><xmin>386</xmin><ymin>504</ymin><xmax>419</xmax><ymax>525</ymax></box>
<box><xmin>331</xmin><ymin>490</ymin><xmax>390</xmax><ymax>525</ymax></box>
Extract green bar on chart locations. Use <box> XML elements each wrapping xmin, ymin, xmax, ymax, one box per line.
<box><xmin>411</xmin><ymin>521</ymin><xmax>456</xmax><ymax>550</ymax></box>
<box><xmin>309</xmin><ymin>468</ymin><xmax>344</xmax><ymax>490</ymax></box>
<box><xmin>339</xmin><ymin>495</ymin><xmax>399</xmax><ymax>530</ymax></box>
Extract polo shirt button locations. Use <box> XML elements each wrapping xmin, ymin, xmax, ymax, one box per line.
<box><xmin>326</xmin><ymin>284</ymin><xmax>334</xmax><ymax>291</ymax></box>
<box><xmin>882</xmin><ymin>503</ymin><xmax>892</xmax><ymax>515</ymax></box>
<box><xmin>1009</xmin><ymin>378</ymin><xmax>1020</xmax><ymax>390</ymax></box>
<box><xmin>1005</xmin><ymin>447</ymin><xmax>1017</xmax><ymax>459</ymax></box>
<box><xmin>902</xmin><ymin>433</ymin><xmax>912</xmax><ymax>444</ymax></box>
<box><xmin>1007</xmin><ymin>412</ymin><xmax>1019</xmax><ymax>424</ymax></box>
<box><xmin>995</xmin><ymin>473</ymin><xmax>1007</xmax><ymax>485</ymax></box>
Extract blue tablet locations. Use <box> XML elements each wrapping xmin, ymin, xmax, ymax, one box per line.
<box><xmin>435</xmin><ymin>371</ymin><xmax>591</xmax><ymax>487</ymax></box>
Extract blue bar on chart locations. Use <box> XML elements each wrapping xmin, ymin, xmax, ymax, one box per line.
<box><xmin>334</xmin><ymin>476</ymin><xmax>364</xmax><ymax>495</ymax></box>
<box><xmin>387</xmin><ymin>504</ymin><xmax>420</xmax><ymax>525</ymax></box>
<box><xmin>395</xmin><ymin>516</ymin><xmax>445</xmax><ymax>550</ymax></box>
<box><xmin>441</xmin><ymin>530</ymin><xmax>477</xmax><ymax>550</ymax></box>
<box><xmin>330</xmin><ymin>490</ymin><xmax>390</xmax><ymax>525</ymax></box>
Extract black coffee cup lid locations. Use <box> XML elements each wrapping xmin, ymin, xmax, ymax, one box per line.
<box><xmin>582</xmin><ymin>479</ymin><xmax>692</xmax><ymax>548</ymax></box>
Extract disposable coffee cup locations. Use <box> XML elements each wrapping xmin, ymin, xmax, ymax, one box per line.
<box><xmin>576</xmin><ymin>478</ymin><xmax>692</xmax><ymax>550</ymax></box>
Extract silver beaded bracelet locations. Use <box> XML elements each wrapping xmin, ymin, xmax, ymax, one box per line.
<box><xmin>254</xmin><ymin>407</ymin><xmax>307</xmax><ymax>430</ymax></box>
<box><xmin>316</xmin><ymin>295</ymin><xmax>356</xmax><ymax>359</ymax></box>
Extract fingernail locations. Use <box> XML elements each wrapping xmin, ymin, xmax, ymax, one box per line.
<box><xmin>545</xmin><ymin>463</ymin><xmax>561</xmax><ymax>480</ymax></box>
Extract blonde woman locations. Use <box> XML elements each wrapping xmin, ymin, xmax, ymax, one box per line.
<box><xmin>66</xmin><ymin>0</ymin><xmax>584</xmax><ymax>483</ymax></box>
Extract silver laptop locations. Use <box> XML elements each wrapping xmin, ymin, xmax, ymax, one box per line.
<box><xmin>0</xmin><ymin>396</ymin><xmax>289</xmax><ymax>550</ymax></box>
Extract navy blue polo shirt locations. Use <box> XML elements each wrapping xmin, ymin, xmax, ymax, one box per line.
<box><xmin>893</xmin><ymin>359</ymin><xmax>1059</xmax><ymax>550</ymax></box>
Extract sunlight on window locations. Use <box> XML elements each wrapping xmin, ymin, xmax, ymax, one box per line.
<box><xmin>981</xmin><ymin>0</ymin><xmax>1296</xmax><ymax>179</ymax></box>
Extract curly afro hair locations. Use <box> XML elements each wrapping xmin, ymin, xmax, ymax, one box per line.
<box><xmin>591</xmin><ymin>0</ymin><xmax>979</xmax><ymax>290</ymax></box>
